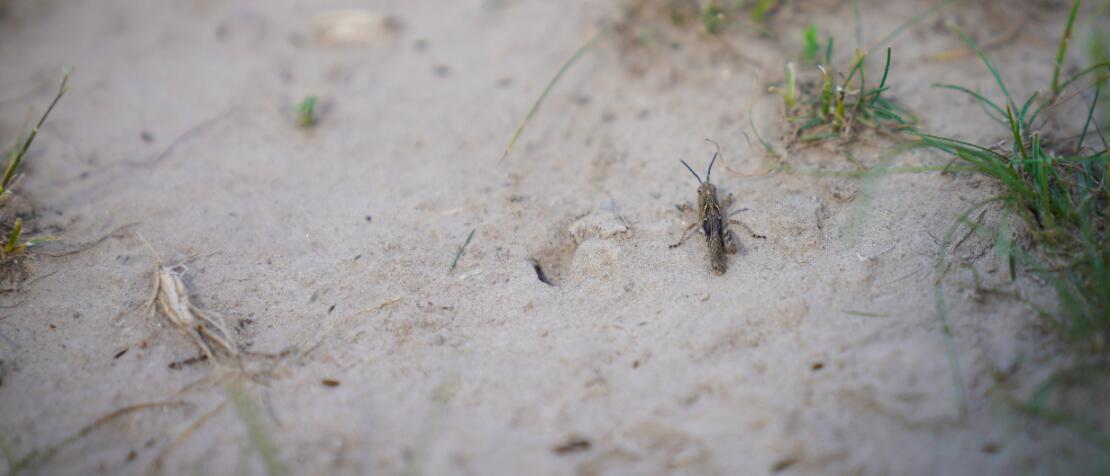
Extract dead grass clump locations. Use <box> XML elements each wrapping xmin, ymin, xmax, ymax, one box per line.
<box><xmin>139</xmin><ymin>234</ymin><xmax>239</xmax><ymax>362</ymax></box>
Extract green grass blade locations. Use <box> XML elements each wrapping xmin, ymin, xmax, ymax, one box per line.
<box><xmin>1018</xmin><ymin>90</ymin><xmax>1040</xmax><ymax>132</ymax></box>
<box><xmin>749</xmin><ymin>110</ymin><xmax>780</xmax><ymax>158</ymax></box>
<box><xmin>914</xmin><ymin>132</ymin><xmax>1008</xmax><ymax>161</ymax></box>
<box><xmin>852</xmin><ymin>52</ymin><xmax>868</xmax><ymax>113</ymax></box>
<box><xmin>1006</xmin><ymin>104</ymin><xmax>1030</xmax><ymax>164</ymax></box>
<box><xmin>950</xmin><ymin>25</ymin><xmax>1014</xmax><ymax>109</ymax></box>
<box><xmin>502</xmin><ymin>32</ymin><xmax>603</xmax><ymax>160</ymax></box>
<box><xmin>803</xmin><ymin>25</ymin><xmax>820</xmax><ymax>63</ymax></box>
<box><xmin>4</xmin><ymin>218</ymin><xmax>22</xmax><ymax>254</ymax></box>
<box><xmin>1029</xmin><ymin>62</ymin><xmax>1110</xmax><ymax>128</ymax></box>
<box><xmin>2</xmin><ymin>70</ymin><xmax>70</xmax><ymax>190</ymax></box>
<box><xmin>871</xmin><ymin>106</ymin><xmax>908</xmax><ymax>125</ymax></box>
<box><xmin>449</xmin><ymin>228</ymin><xmax>476</xmax><ymax>274</ymax></box>
<box><xmin>825</xmin><ymin>35</ymin><xmax>834</xmax><ymax>65</ymax></box>
<box><xmin>994</xmin><ymin>207</ymin><xmax>1013</xmax><ymax>279</ymax></box>
<box><xmin>785</xmin><ymin>62</ymin><xmax>796</xmax><ymax>108</ymax></box>
<box><xmin>868</xmin><ymin>0</ymin><xmax>953</xmax><ymax>54</ymax></box>
<box><xmin>226</xmin><ymin>381</ymin><xmax>287</xmax><ymax>476</ymax></box>
<box><xmin>1051</xmin><ymin>0</ymin><xmax>1083</xmax><ymax>97</ymax></box>
<box><xmin>853</xmin><ymin>0</ymin><xmax>863</xmax><ymax>49</ymax></box>
<box><xmin>297</xmin><ymin>96</ymin><xmax>318</xmax><ymax>128</ymax></box>
<box><xmin>1031</xmin><ymin>134</ymin><xmax>1055</xmax><ymax>229</ymax></box>
<box><xmin>819</xmin><ymin>65</ymin><xmax>832</xmax><ymax>117</ymax></box>
<box><xmin>931</xmin><ymin>84</ymin><xmax>1006</xmax><ymax>119</ymax></box>
<box><xmin>870</xmin><ymin>48</ymin><xmax>893</xmax><ymax>106</ymax></box>
<box><xmin>933</xmin><ymin>198</ymin><xmax>1003</xmax><ymax>417</ymax></box>
<box><xmin>843</xmin><ymin>50</ymin><xmax>866</xmax><ymax>86</ymax></box>
<box><xmin>1012</xmin><ymin>398</ymin><xmax>1110</xmax><ymax>451</ymax></box>
<box><xmin>1054</xmin><ymin>61</ymin><xmax>1110</xmax><ymax>97</ymax></box>
<box><xmin>1078</xmin><ymin>81</ymin><xmax>1102</xmax><ymax>151</ymax></box>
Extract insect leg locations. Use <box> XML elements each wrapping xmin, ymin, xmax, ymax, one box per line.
<box><xmin>724</xmin><ymin>229</ymin><xmax>738</xmax><ymax>254</ymax></box>
<box><xmin>669</xmin><ymin>222</ymin><xmax>699</xmax><ymax>249</ymax></box>
<box><xmin>726</xmin><ymin>208</ymin><xmax>750</xmax><ymax>218</ymax></box>
<box><xmin>727</xmin><ymin>218</ymin><xmax>767</xmax><ymax>240</ymax></box>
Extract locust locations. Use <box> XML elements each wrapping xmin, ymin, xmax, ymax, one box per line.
<box><xmin>670</xmin><ymin>141</ymin><xmax>764</xmax><ymax>275</ymax></box>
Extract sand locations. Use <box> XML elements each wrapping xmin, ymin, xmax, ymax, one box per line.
<box><xmin>0</xmin><ymin>0</ymin><xmax>1105</xmax><ymax>474</ymax></box>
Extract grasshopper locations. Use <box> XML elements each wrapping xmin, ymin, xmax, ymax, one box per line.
<box><xmin>670</xmin><ymin>141</ymin><xmax>764</xmax><ymax>275</ymax></box>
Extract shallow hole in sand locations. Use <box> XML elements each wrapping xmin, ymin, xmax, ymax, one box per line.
<box><xmin>528</xmin><ymin>221</ymin><xmax>578</xmax><ymax>286</ymax></box>
<box><xmin>531</xmin><ymin>260</ymin><xmax>555</xmax><ymax>286</ymax></box>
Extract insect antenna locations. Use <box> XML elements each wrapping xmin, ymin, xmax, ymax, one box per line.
<box><xmin>706</xmin><ymin>152</ymin><xmax>718</xmax><ymax>183</ymax></box>
<box><xmin>704</xmin><ymin>138</ymin><xmax>723</xmax><ymax>183</ymax></box>
<box><xmin>679</xmin><ymin>159</ymin><xmax>702</xmax><ymax>184</ymax></box>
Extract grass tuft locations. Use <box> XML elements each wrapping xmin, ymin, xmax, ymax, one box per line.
<box><xmin>0</xmin><ymin>70</ymin><xmax>70</xmax><ymax>283</ymax></box>
<box><xmin>774</xmin><ymin>42</ymin><xmax>914</xmax><ymax>148</ymax></box>
<box><xmin>921</xmin><ymin>8</ymin><xmax>1110</xmax><ymax>351</ymax></box>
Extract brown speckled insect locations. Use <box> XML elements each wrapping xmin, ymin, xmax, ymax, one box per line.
<box><xmin>670</xmin><ymin>141</ymin><xmax>765</xmax><ymax>275</ymax></box>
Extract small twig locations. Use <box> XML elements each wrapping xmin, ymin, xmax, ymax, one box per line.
<box><xmin>119</xmin><ymin>109</ymin><xmax>241</xmax><ymax>169</ymax></box>
<box><xmin>299</xmin><ymin>299</ymin><xmax>400</xmax><ymax>359</ymax></box>
<box><xmin>37</xmin><ymin>222</ymin><xmax>139</xmax><ymax>257</ymax></box>
<box><xmin>0</xmin><ymin>299</ymin><xmax>24</xmax><ymax>310</ymax></box>
<box><xmin>145</xmin><ymin>400</ymin><xmax>230</xmax><ymax>476</ymax></box>
<box><xmin>952</xmin><ymin>208</ymin><xmax>989</xmax><ymax>254</ymax></box>
<box><xmin>925</xmin><ymin>16</ymin><xmax>1023</xmax><ymax>62</ymax></box>
<box><xmin>0</xmin><ymin>270</ymin><xmax>58</xmax><ymax>294</ymax></box>
<box><xmin>0</xmin><ymin>327</ymin><xmax>18</xmax><ymax>347</ymax></box>
<box><xmin>12</xmin><ymin>400</ymin><xmax>186</xmax><ymax>473</ymax></box>
<box><xmin>883</xmin><ymin>267</ymin><xmax>924</xmax><ymax>286</ymax></box>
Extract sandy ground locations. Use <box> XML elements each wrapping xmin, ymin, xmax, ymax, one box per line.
<box><xmin>0</xmin><ymin>0</ymin><xmax>1106</xmax><ymax>474</ymax></box>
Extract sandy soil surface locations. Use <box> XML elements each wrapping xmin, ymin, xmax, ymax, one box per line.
<box><xmin>0</xmin><ymin>0</ymin><xmax>1106</xmax><ymax>475</ymax></box>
